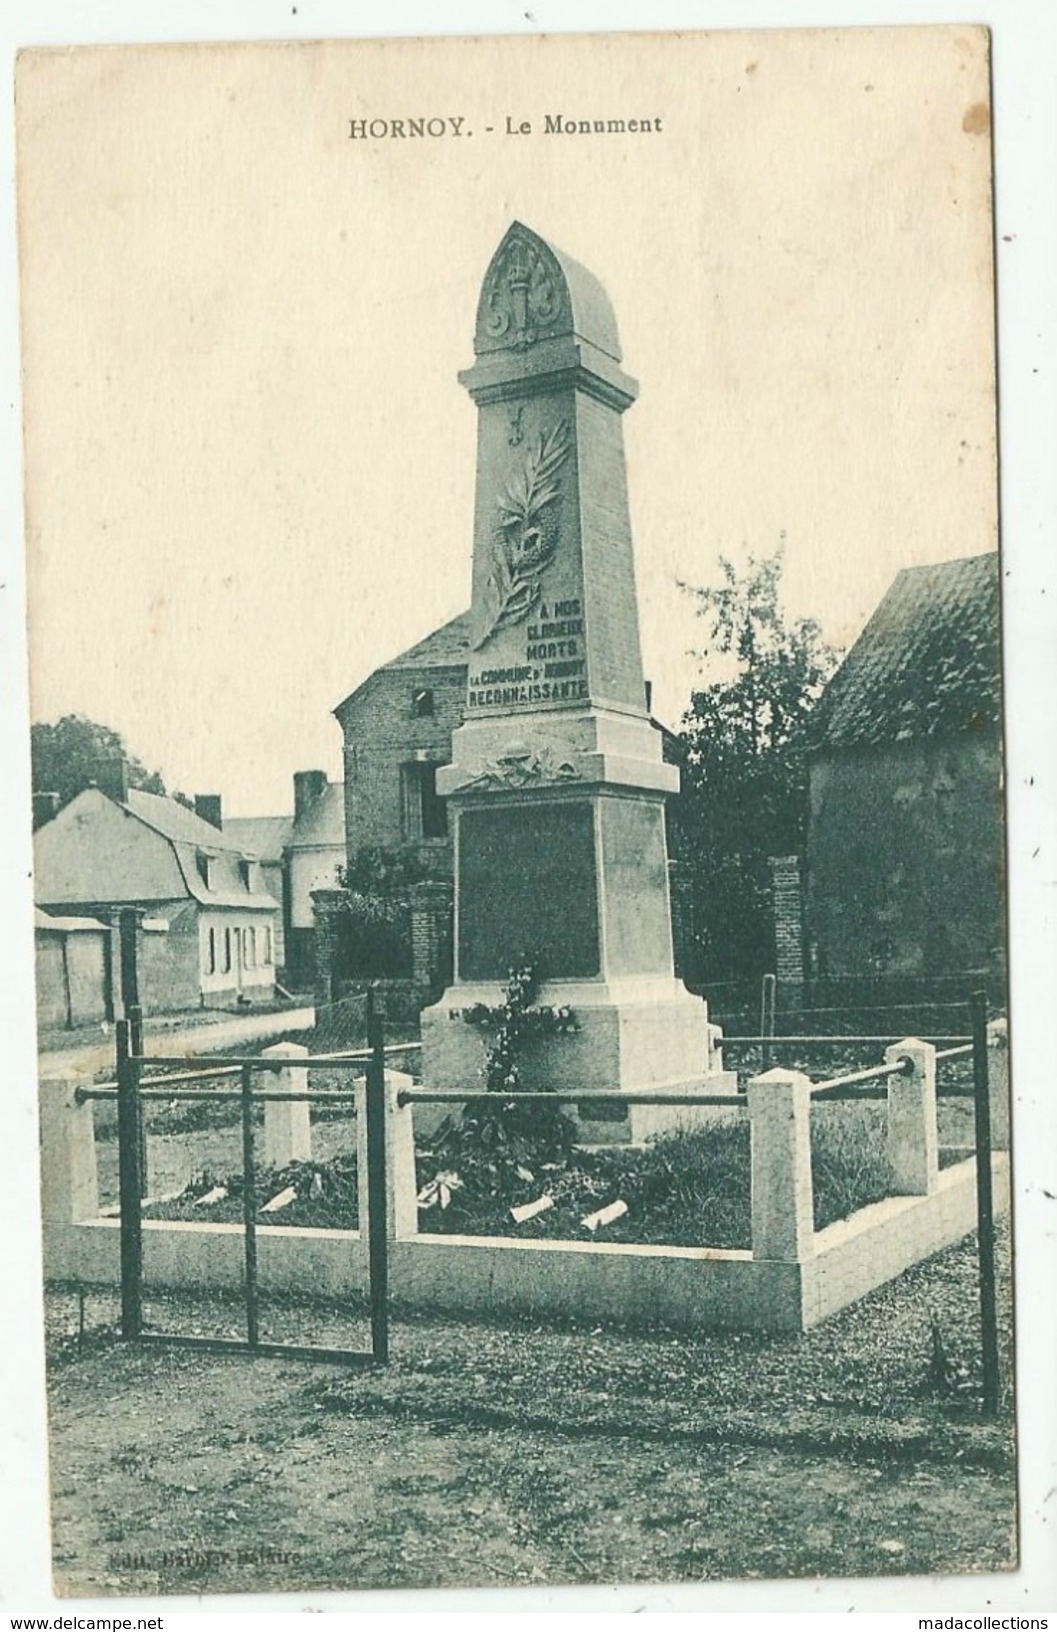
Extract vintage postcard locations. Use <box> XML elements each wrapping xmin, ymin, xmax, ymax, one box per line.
<box><xmin>12</xmin><ymin>21</ymin><xmax>1027</xmax><ymax>1605</ymax></box>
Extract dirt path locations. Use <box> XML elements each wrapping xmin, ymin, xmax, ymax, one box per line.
<box><xmin>47</xmin><ymin>1341</ymin><xmax>1014</xmax><ymax>1598</ymax></box>
<box><xmin>45</xmin><ymin>1213</ymin><xmax>1016</xmax><ymax>1599</ymax></box>
<box><xmin>39</xmin><ymin>1008</ymin><xmax>316</xmax><ymax>1081</ymax></box>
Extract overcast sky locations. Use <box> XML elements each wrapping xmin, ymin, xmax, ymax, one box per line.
<box><xmin>5</xmin><ymin>7</ymin><xmax>1057</xmax><ymax>1618</ymax></box>
<box><xmin>17</xmin><ymin>27</ymin><xmax>996</xmax><ymax>814</ymax></box>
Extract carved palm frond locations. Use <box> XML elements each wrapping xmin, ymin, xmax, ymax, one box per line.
<box><xmin>474</xmin><ymin>419</ymin><xmax>572</xmax><ymax>649</ymax></box>
<box><xmin>498</xmin><ymin>420</ymin><xmax>571</xmax><ymax>525</ymax></box>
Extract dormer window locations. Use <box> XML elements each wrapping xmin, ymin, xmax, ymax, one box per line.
<box><xmin>196</xmin><ymin>852</ymin><xmax>212</xmax><ymax>889</ymax></box>
<box><xmin>411</xmin><ymin>687</ymin><xmax>434</xmax><ymax>718</ymax></box>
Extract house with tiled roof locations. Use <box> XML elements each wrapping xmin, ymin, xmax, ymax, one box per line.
<box><xmin>802</xmin><ymin>552</ymin><xmax>1004</xmax><ymax>986</ymax></box>
<box><xmin>33</xmin><ymin>769</ymin><xmax>280</xmax><ymax>1012</ymax></box>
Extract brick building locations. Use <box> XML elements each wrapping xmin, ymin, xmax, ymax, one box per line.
<box><xmin>333</xmin><ymin>611</ymin><xmax>472</xmax><ymax>875</ymax></box>
<box><xmin>802</xmin><ymin>552</ymin><xmax>1004</xmax><ymax>988</ymax></box>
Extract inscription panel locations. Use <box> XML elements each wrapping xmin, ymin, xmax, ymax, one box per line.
<box><xmin>466</xmin><ymin>594</ymin><xmax>589</xmax><ymax>712</ymax></box>
<box><xmin>457</xmin><ymin>802</ymin><xmax>599</xmax><ymax>981</ymax></box>
<box><xmin>467</xmin><ymin>389</ymin><xmax>590</xmax><ymax>718</ymax></box>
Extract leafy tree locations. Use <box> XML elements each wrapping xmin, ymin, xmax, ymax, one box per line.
<box><xmin>674</xmin><ymin>547</ymin><xmax>836</xmax><ymax>984</ymax></box>
<box><xmin>338</xmin><ymin>843</ymin><xmax>448</xmax><ymax>899</ymax></box>
<box><xmin>30</xmin><ymin>714</ymin><xmax>175</xmax><ymax>816</ymax></box>
<box><xmin>333</xmin><ymin>845</ymin><xmax>450</xmax><ymax>981</ymax></box>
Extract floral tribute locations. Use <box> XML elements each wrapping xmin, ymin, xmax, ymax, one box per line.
<box><xmin>456</xmin><ymin>962</ymin><xmax>576</xmax><ymax>1093</ymax></box>
<box><xmin>416</xmin><ymin>963</ymin><xmax>578</xmax><ymax>1214</ymax></box>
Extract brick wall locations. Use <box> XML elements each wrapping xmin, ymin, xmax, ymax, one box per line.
<box><xmin>769</xmin><ymin>855</ymin><xmax>805</xmax><ymax>983</ymax></box>
<box><xmin>410</xmin><ymin>879</ymin><xmax>454</xmax><ymax>1000</ymax></box>
<box><xmin>340</xmin><ymin>661</ymin><xmax>465</xmax><ymax>871</ymax></box>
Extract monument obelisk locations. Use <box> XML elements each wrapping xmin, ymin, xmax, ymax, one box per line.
<box><xmin>422</xmin><ymin>222</ymin><xmax>734</xmax><ymax>1138</ymax></box>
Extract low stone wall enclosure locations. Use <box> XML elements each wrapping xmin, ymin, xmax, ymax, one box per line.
<box><xmin>38</xmin><ymin>1030</ymin><xmax>1010</xmax><ymax>1335</ymax></box>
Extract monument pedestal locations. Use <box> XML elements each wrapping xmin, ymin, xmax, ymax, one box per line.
<box><xmin>423</xmin><ymin>714</ymin><xmax>738</xmax><ymax>1143</ymax></box>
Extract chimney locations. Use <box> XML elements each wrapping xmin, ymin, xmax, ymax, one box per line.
<box><xmin>32</xmin><ymin>790</ymin><xmax>61</xmax><ymax>830</ymax></box>
<box><xmin>194</xmin><ymin>794</ymin><xmax>223</xmax><ymax>830</ymax></box>
<box><xmin>94</xmin><ymin>756</ymin><xmax>130</xmax><ymax>806</ymax></box>
<box><xmin>294</xmin><ymin>769</ymin><xmax>328</xmax><ymax>822</ymax></box>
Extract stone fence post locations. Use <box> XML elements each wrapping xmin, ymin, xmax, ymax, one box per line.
<box><xmin>39</xmin><ymin>1078</ymin><xmax>99</xmax><ymax>1277</ymax></box>
<box><xmin>748</xmin><ymin>1067</ymin><xmax>814</xmax><ymax>1262</ymax></box>
<box><xmin>261</xmin><ymin>1042</ymin><xmax>311</xmax><ymax>1170</ymax></box>
<box><xmin>987</xmin><ymin>1018</ymin><xmax>1010</xmax><ymax>1152</ymax></box>
<box><xmin>883</xmin><ymin>1037</ymin><xmax>938</xmax><ymax>1195</ymax></box>
<box><xmin>356</xmin><ymin>1070</ymin><xmax>417</xmax><ymax>1243</ymax></box>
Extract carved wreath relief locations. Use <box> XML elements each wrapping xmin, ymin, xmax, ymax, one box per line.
<box><xmin>476</xmin><ymin>418</ymin><xmax>571</xmax><ymax>649</ymax></box>
<box><xmin>482</xmin><ymin>234</ymin><xmax>566</xmax><ymax>351</ymax></box>
<box><xmin>455</xmin><ymin>742</ymin><xmax>581</xmax><ymax>793</ymax></box>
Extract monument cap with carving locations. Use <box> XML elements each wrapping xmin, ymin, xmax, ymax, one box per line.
<box><xmin>461</xmin><ymin>220</ymin><xmax>636</xmax><ymax>407</ymax></box>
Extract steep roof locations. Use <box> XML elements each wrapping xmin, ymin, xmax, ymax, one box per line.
<box><xmin>808</xmin><ymin>553</ymin><xmax>1001</xmax><ymax>751</ymax></box>
<box><xmin>35</xmin><ymin>787</ymin><xmax>278</xmax><ymax>912</ymax></box>
<box><xmin>334</xmin><ymin>609</ymin><xmax>472</xmax><ymax>719</ymax></box>
<box><xmin>126</xmin><ymin>789</ymin><xmax>241</xmax><ymax>851</ymax></box>
<box><xmin>123</xmin><ymin>792</ymin><xmax>281</xmax><ymax>905</ymax></box>
<box><xmin>222</xmin><ymin>815</ymin><xmax>293</xmax><ymax>862</ymax></box>
<box><xmin>379</xmin><ymin>610</ymin><xmax>473</xmax><ymax>672</ymax></box>
<box><xmin>223</xmin><ymin>787</ymin><xmax>344</xmax><ymax>856</ymax></box>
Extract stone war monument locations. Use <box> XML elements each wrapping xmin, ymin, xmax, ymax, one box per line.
<box><xmin>422</xmin><ymin>222</ymin><xmax>736</xmax><ymax>1139</ymax></box>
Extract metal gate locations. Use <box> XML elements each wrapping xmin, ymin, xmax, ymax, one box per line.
<box><xmin>80</xmin><ymin>996</ymin><xmax>393</xmax><ymax>1365</ymax></box>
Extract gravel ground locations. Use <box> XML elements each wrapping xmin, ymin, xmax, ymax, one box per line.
<box><xmin>44</xmin><ymin>1218</ymin><xmax>1015</xmax><ymax>1597</ymax></box>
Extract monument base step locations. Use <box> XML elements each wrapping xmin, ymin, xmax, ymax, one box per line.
<box><xmin>418</xmin><ymin>980</ymin><xmax>737</xmax><ymax>1143</ymax></box>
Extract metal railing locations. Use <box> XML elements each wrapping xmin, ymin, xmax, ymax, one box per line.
<box><xmin>810</xmin><ymin>1057</ymin><xmax>911</xmax><ymax>1100</ymax></box>
<box><xmin>721</xmin><ymin>1034</ymin><xmax>970</xmax><ymax>1046</ymax></box>
<box><xmin>392</xmin><ymin>990</ymin><xmax>1002</xmax><ymax>1415</ymax></box>
<box><xmin>89</xmin><ymin>983</ymin><xmax>1003</xmax><ymax>1412</ymax></box>
<box><xmin>396</xmin><ymin>1086</ymin><xmax>747</xmax><ymax>1110</ymax></box>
